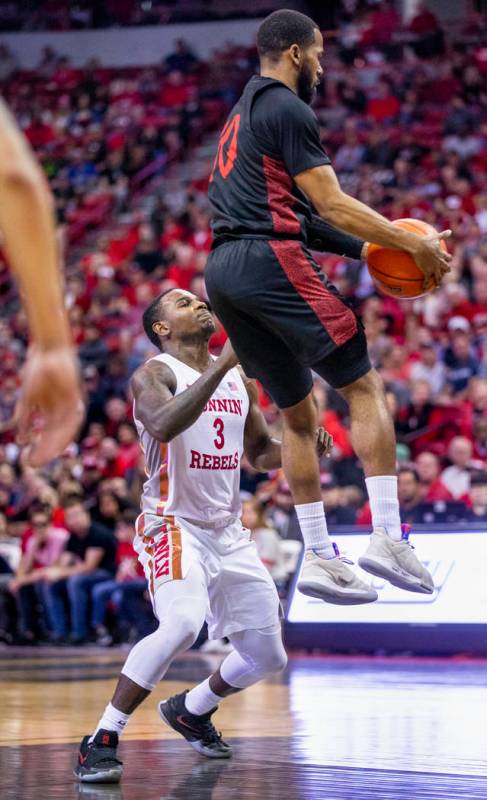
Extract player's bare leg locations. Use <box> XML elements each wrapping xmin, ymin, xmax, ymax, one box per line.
<box><xmin>339</xmin><ymin>369</ymin><xmax>434</xmax><ymax>594</ymax></box>
<box><xmin>280</xmin><ymin>392</ymin><xmax>377</xmax><ymax>605</ymax></box>
<box><xmin>111</xmin><ymin>675</ymin><xmax>150</xmax><ymax>714</ymax></box>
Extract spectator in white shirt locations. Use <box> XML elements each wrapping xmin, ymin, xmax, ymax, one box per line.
<box><xmin>410</xmin><ymin>340</ymin><xmax>446</xmax><ymax>396</ymax></box>
<box><xmin>440</xmin><ymin>436</ymin><xmax>473</xmax><ymax>498</ymax></box>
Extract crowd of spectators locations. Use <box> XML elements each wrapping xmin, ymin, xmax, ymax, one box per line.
<box><xmin>0</xmin><ymin>0</ymin><xmax>284</xmax><ymax>30</ymax></box>
<box><xmin>0</xmin><ymin>3</ymin><xmax>486</xmax><ymax>645</ymax></box>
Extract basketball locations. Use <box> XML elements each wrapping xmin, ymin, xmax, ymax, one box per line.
<box><xmin>367</xmin><ymin>218</ymin><xmax>448</xmax><ymax>299</ymax></box>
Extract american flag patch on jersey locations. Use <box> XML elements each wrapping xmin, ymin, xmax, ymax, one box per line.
<box><xmin>227</xmin><ymin>381</ymin><xmax>239</xmax><ymax>392</ymax></box>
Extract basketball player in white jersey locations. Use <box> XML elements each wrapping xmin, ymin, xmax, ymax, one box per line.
<box><xmin>75</xmin><ymin>286</ymin><xmax>370</xmax><ymax>783</ymax></box>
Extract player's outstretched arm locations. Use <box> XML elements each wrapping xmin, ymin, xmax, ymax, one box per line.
<box><xmin>242</xmin><ymin>375</ymin><xmax>333</xmax><ymax>471</ymax></box>
<box><xmin>0</xmin><ymin>98</ymin><xmax>70</xmax><ymax>348</ymax></box>
<box><xmin>0</xmin><ymin>99</ymin><xmax>83</xmax><ymax>465</ymax></box>
<box><xmin>296</xmin><ymin>164</ymin><xmax>452</xmax><ymax>288</ymax></box>
<box><xmin>131</xmin><ymin>340</ymin><xmax>238</xmax><ymax>443</ymax></box>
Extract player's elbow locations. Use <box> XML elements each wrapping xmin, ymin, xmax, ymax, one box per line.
<box><xmin>148</xmin><ymin>421</ymin><xmax>174</xmax><ymax>444</ymax></box>
<box><xmin>149</xmin><ymin>426</ymin><xmax>172</xmax><ymax>444</ymax></box>
<box><xmin>0</xmin><ymin>164</ymin><xmax>40</xmax><ymax>189</ymax></box>
<box><xmin>0</xmin><ymin>164</ymin><xmax>51</xmax><ymax>205</ymax></box>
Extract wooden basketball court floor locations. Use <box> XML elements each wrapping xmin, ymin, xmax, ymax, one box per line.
<box><xmin>1</xmin><ymin>647</ymin><xmax>487</xmax><ymax>800</ymax></box>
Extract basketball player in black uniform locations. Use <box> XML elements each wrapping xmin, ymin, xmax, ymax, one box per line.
<box><xmin>206</xmin><ymin>10</ymin><xmax>452</xmax><ymax>600</ymax></box>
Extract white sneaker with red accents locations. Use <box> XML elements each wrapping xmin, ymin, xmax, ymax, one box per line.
<box><xmin>358</xmin><ymin>525</ymin><xmax>434</xmax><ymax>594</ymax></box>
<box><xmin>297</xmin><ymin>544</ymin><xmax>378</xmax><ymax>605</ymax></box>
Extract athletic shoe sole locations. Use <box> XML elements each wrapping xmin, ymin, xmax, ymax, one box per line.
<box><xmin>358</xmin><ymin>556</ymin><xmax>434</xmax><ymax>594</ymax></box>
<box><xmin>158</xmin><ymin>702</ymin><xmax>232</xmax><ymax>759</ymax></box>
<box><xmin>74</xmin><ymin>766</ymin><xmax>123</xmax><ymax>783</ymax></box>
<box><xmin>297</xmin><ymin>580</ymin><xmax>378</xmax><ymax>605</ymax></box>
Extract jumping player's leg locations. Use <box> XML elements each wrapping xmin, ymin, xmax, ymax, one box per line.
<box><xmin>74</xmin><ymin>565</ymin><xmax>208</xmax><ymax>782</ymax></box>
<box><xmin>312</xmin><ymin>344</ymin><xmax>434</xmax><ymax>595</ymax></box>
<box><xmin>338</xmin><ymin>368</ymin><xmax>400</xmax><ymax>534</ymax></box>
<box><xmin>280</xmin><ymin>392</ymin><xmax>334</xmax><ymax>558</ymax></box>
<box><xmin>338</xmin><ymin>369</ymin><xmax>433</xmax><ymax>593</ymax></box>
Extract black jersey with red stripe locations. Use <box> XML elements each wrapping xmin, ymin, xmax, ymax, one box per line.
<box><xmin>208</xmin><ymin>76</ymin><xmax>330</xmax><ymax>244</ymax></box>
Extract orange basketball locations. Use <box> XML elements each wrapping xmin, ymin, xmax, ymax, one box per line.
<box><xmin>367</xmin><ymin>218</ymin><xmax>448</xmax><ymax>299</ymax></box>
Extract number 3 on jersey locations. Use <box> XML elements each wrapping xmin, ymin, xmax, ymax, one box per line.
<box><xmin>213</xmin><ymin>418</ymin><xmax>225</xmax><ymax>450</ymax></box>
<box><xmin>209</xmin><ymin>114</ymin><xmax>240</xmax><ymax>182</ymax></box>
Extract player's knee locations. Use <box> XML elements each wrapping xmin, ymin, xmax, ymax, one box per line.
<box><xmin>169</xmin><ymin>612</ymin><xmax>203</xmax><ymax>652</ymax></box>
<box><xmin>342</xmin><ymin>367</ymin><xmax>383</xmax><ymax>400</ymax></box>
<box><xmin>281</xmin><ymin>394</ymin><xmax>316</xmax><ymax>437</ymax></box>
<box><xmin>258</xmin><ymin>641</ymin><xmax>288</xmax><ymax>675</ymax></box>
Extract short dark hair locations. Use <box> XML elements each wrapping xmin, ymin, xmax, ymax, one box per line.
<box><xmin>399</xmin><ymin>466</ymin><xmax>420</xmax><ymax>483</ymax></box>
<box><xmin>257</xmin><ymin>9</ymin><xmax>318</xmax><ymax>62</ymax></box>
<box><xmin>120</xmin><ymin>508</ymin><xmax>138</xmax><ymax>526</ymax></box>
<box><xmin>142</xmin><ymin>289</ymin><xmax>175</xmax><ymax>349</ymax></box>
<box><xmin>29</xmin><ymin>501</ymin><xmax>52</xmax><ymax>520</ymax></box>
<box><xmin>471</xmin><ymin>470</ymin><xmax>487</xmax><ymax>487</ymax></box>
<box><xmin>62</xmin><ymin>495</ymin><xmax>87</xmax><ymax>511</ymax></box>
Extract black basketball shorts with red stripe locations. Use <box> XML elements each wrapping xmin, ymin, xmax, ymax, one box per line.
<box><xmin>205</xmin><ymin>238</ymin><xmax>372</xmax><ymax>409</ymax></box>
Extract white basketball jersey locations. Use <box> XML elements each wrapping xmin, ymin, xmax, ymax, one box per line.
<box><xmin>134</xmin><ymin>353</ymin><xmax>249</xmax><ymax>525</ymax></box>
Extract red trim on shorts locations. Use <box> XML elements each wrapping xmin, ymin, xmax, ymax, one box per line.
<box><xmin>270</xmin><ymin>240</ymin><xmax>357</xmax><ymax>347</ymax></box>
<box><xmin>262</xmin><ymin>155</ymin><xmax>301</xmax><ymax>236</ymax></box>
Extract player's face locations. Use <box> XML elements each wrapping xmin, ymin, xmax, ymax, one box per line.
<box><xmin>161</xmin><ymin>290</ymin><xmax>216</xmax><ymax>339</ymax></box>
<box><xmin>298</xmin><ymin>29</ymin><xmax>324</xmax><ymax>105</ymax></box>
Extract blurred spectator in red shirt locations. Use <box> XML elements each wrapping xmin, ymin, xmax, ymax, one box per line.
<box><xmin>410</xmin><ymin>2</ymin><xmax>441</xmax><ymax>36</ymax></box>
<box><xmin>115</xmin><ymin>424</ymin><xmax>139</xmax><ymax>476</ymax></box>
<box><xmin>363</xmin><ymin>1</ymin><xmax>400</xmax><ymax>47</ymax></box>
<box><xmin>159</xmin><ymin>71</ymin><xmax>192</xmax><ymax>109</ymax></box>
<box><xmin>409</xmin><ymin>1</ymin><xmax>444</xmax><ymax>57</ymax></box>
<box><xmin>10</xmin><ymin>503</ymin><xmax>68</xmax><ymax>642</ymax></box>
<box><xmin>367</xmin><ymin>79</ymin><xmax>400</xmax><ymax>123</ymax></box>
<box><xmin>415</xmin><ymin>451</ymin><xmax>453</xmax><ymax>502</ymax></box>
<box><xmin>24</xmin><ymin>113</ymin><xmax>55</xmax><ymax>148</ymax></box>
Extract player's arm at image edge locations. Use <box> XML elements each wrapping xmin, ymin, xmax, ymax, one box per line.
<box><xmin>0</xmin><ymin>98</ymin><xmax>70</xmax><ymax>348</ymax></box>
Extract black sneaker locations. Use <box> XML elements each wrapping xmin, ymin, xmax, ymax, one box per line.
<box><xmin>73</xmin><ymin>729</ymin><xmax>123</xmax><ymax>783</ymax></box>
<box><xmin>158</xmin><ymin>691</ymin><xmax>232</xmax><ymax>759</ymax></box>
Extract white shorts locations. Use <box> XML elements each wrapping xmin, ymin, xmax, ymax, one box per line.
<box><xmin>133</xmin><ymin>512</ymin><xmax>281</xmax><ymax>640</ymax></box>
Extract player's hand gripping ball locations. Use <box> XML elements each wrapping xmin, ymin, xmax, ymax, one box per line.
<box><xmin>367</xmin><ymin>218</ymin><xmax>449</xmax><ymax>299</ymax></box>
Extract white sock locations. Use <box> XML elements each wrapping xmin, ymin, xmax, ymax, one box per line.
<box><xmin>365</xmin><ymin>475</ymin><xmax>402</xmax><ymax>541</ymax></box>
<box><xmin>90</xmin><ymin>702</ymin><xmax>130</xmax><ymax>741</ymax></box>
<box><xmin>295</xmin><ymin>501</ymin><xmax>335</xmax><ymax>558</ymax></box>
<box><xmin>185</xmin><ymin>678</ymin><xmax>222</xmax><ymax>716</ymax></box>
